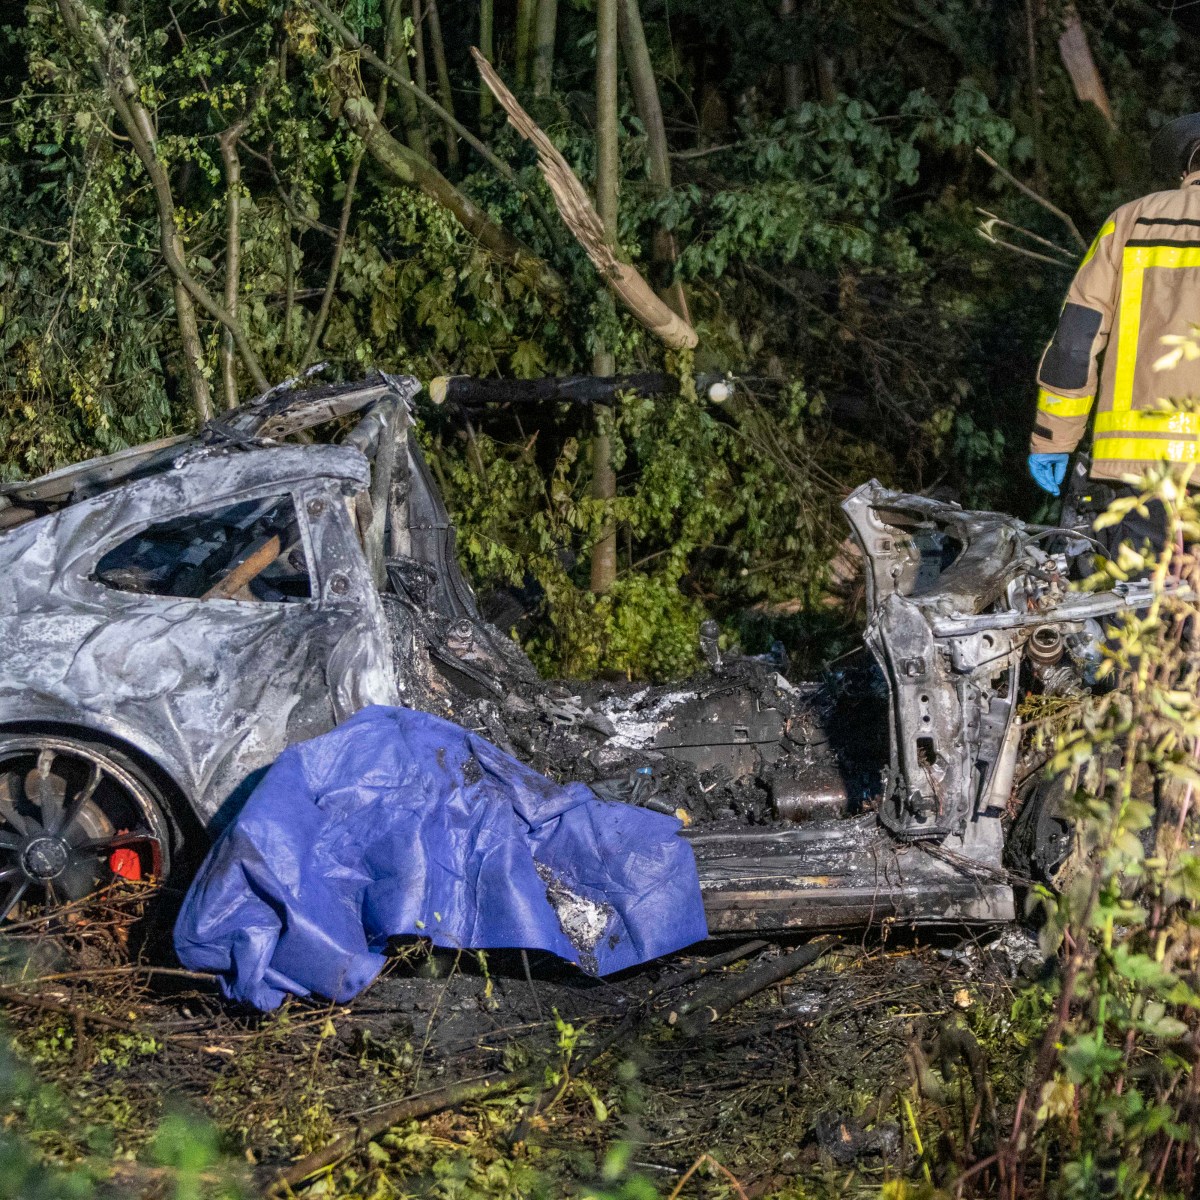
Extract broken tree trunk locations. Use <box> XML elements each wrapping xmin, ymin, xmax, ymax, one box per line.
<box><xmin>472</xmin><ymin>49</ymin><xmax>698</xmax><ymax>351</ymax></box>
<box><xmin>1057</xmin><ymin>5</ymin><xmax>1113</xmax><ymax>127</ymax></box>
<box><xmin>429</xmin><ymin>371</ymin><xmax>723</xmax><ymax>408</ymax></box>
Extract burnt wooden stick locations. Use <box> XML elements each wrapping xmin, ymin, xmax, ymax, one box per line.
<box><xmin>654</xmin><ymin>939</ymin><xmax>771</xmax><ymax>1009</ymax></box>
<box><xmin>675</xmin><ymin>939</ymin><xmax>837</xmax><ymax>1037</ymax></box>
<box><xmin>202</xmin><ymin>534</ymin><xmax>282</xmax><ymax>601</ymax></box>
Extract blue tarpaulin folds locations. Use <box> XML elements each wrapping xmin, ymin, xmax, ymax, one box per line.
<box><xmin>174</xmin><ymin>706</ymin><xmax>708</xmax><ymax>1009</ymax></box>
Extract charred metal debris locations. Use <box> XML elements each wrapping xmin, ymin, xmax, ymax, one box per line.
<box><xmin>0</xmin><ymin>372</ymin><xmax>1181</xmax><ymax>938</ymax></box>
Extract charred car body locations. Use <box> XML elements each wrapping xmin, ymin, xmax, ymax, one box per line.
<box><xmin>0</xmin><ymin>374</ymin><xmax>1169</xmax><ymax>934</ymax></box>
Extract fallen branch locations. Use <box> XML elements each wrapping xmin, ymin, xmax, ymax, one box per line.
<box><xmin>0</xmin><ymin>983</ymin><xmax>146</xmax><ymax>1034</ymax></box>
<box><xmin>428</xmin><ymin>371</ymin><xmax>734</xmax><ymax>409</ymax></box>
<box><xmin>331</xmin><ymin>65</ymin><xmax>564</xmax><ymax>297</ymax></box>
<box><xmin>268</xmin><ymin>940</ymin><xmax>774</xmax><ymax>1192</ymax></box>
<box><xmin>472</xmin><ymin>47</ymin><xmax>699</xmax><ymax>351</ymax></box>
<box><xmin>303</xmin><ymin>0</ymin><xmax>562</xmax><ymax>251</ymax></box>
<box><xmin>667</xmin><ymin>1153</ymin><xmax>749</xmax><ymax>1200</ymax></box>
<box><xmin>976</xmin><ymin>209</ymin><xmax>1075</xmax><ymax>263</ymax></box>
<box><xmin>264</xmin><ymin>1068</ymin><xmax>536</xmax><ymax>1196</ymax></box>
<box><xmin>975</xmin><ymin>147</ymin><xmax>1086</xmax><ymax>250</ymax></box>
<box><xmin>675</xmin><ymin>939</ymin><xmax>837</xmax><ymax>1036</ymax></box>
<box><xmin>511</xmin><ymin>939</ymin><xmax>769</xmax><ymax>1142</ymax></box>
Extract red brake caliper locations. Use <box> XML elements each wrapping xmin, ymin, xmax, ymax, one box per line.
<box><xmin>109</xmin><ymin>847</ymin><xmax>142</xmax><ymax>881</ymax></box>
<box><xmin>107</xmin><ymin>830</ymin><xmax>160</xmax><ymax>882</ymax></box>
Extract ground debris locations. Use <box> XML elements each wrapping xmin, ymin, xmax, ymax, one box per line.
<box><xmin>814</xmin><ymin>1111</ymin><xmax>901</xmax><ymax>1164</ymax></box>
<box><xmin>0</xmin><ymin>925</ymin><xmax>1032</xmax><ymax>1199</ymax></box>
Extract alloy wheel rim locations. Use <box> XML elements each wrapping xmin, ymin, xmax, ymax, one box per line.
<box><xmin>0</xmin><ymin>740</ymin><xmax>166</xmax><ymax>922</ymax></box>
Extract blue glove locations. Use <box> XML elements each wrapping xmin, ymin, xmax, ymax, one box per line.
<box><xmin>1028</xmin><ymin>452</ymin><xmax>1068</xmax><ymax>496</ymax></box>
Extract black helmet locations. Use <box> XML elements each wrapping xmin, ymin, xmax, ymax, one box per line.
<box><xmin>1151</xmin><ymin>112</ymin><xmax>1200</xmax><ymax>180</ymax></box>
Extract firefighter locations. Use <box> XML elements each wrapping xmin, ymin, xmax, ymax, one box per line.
<box><xmin>1028</xmin><ymin>112</ymin><xmax>1200</xmax><ymax>533</ymax></box>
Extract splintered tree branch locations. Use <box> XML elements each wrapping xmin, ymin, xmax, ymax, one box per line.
<box><xmin>56</xmin><ymin>0</ymin><xmax>270</xmax><ymax>404</ymax></box>
<box><xmin>472</xmin><ymin>47</ymin><xmax>699</xmax><ymax>351</ymax></box>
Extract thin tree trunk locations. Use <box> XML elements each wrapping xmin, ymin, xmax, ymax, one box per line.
<box><xmin>479</xmin><ymin>0</ymin><xmax>494</xmax><ymax>118</ymax></box>
<box><xmin>301</xmin><ymin>150</ymin><xmax>364</xmax><ymax>368</ymax></box>
<box><xmin>516</xmin><ymin>0</ymin><xmax>536</xmax><ymax>87</ymax></box>
<box><xmin>594</xmin><ymin>0</ymin><xmax>619</xmax><ymax>295</ymax></box>
<box><xmin>387</xmin><ymin>0</ymin><xmax>428</xmax><ymax>158</ymax></box>
<box><xmin>618</xmin><ymin>0</ymin><xmax>689</xmax><ymax>322</ymax></box>
<box><xmin>411</xmin><ymin>0</ymin><xmax>428</xmax><ymax>96</ymax></box>
<box><xmin>170</xmin><ymin>279</ymin><xmax>212</xmax><ymax>422</ymax></box>
<box><xmin>779</xmin><ymin>0</ymin><xmax>802</xmax><ymax>111</ymax></box>
<box><xmin>218</xmin><ymin>128</ymin><xmax>246</xmax><ymax>410</ymax></box>
<box><xmin>283</xmin><ymin>217</ymin><xmax>296</xmax><ymax>355</ymax></box>
<box><xmin>425</xmin><ymin>0</ymin><xmax>459</xmax><ymax>167</ymax></box>
<box><xmin>301</xmin><ymin>78</ymin><xmax>387</xmax><ymax>368</ymax></box>
<box><xmin>532</xmin><ymin>0</ymin><xmax>557</xmax><ymax>96</ymax></box>
<box><xmin>591</xmin><ymin>0</ymin><xmax>619</xmax><ymax>596</ymax></box>
<box><xmin>57</xmin><ymin>0</ymin><xmax>268</xmax><ymax>407</ymax></box>
<box><xmin>816</xmin><ymin>52</ymin><xmax>836</xmax><ymax>103</ymax></box>
<box><xmin>1025</xmin><ymin>0</ymin><xmax>1044</xmax><ymax>189</ymax></box>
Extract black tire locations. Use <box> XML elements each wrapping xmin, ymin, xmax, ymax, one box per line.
<box><xmin>0</xmin><ymin>734</ymin><xmax>173</xmax><ymax>923</ymax></box>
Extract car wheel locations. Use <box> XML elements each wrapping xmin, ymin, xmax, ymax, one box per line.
<box><xmin>0</xmin><ymin>734</ymin><xmax>172</xmax><ymax>922</ymax></box>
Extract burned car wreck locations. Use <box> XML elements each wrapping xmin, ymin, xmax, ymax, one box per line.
<box><xmin>0</xmin><ymin>373</ymin><xmax>1168</xmax><ymax>939</ymax></box>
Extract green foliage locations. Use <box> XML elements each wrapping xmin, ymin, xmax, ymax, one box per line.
<box><xmin>1015</xmin><ymin>441</ymin><xmax>1200</xmax><ymax>1196</ymax></box>
<box><xmin>432</xmin><ymin>376</ymin><xmax>887</xmax><ymax>678</ymax></box>
<box><xmin>0</xmin><ymin>1031</ymin><xmax>244</xmax><ymax>1199</ymax></box>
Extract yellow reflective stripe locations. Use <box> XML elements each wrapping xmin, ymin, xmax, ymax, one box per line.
<box><xmin>1037</xmin><ymin>388</ymin><xmax>1094</xmax><ymax>418</ymax></box>
<box><xmin>1093</xmin><ymin>435</ymin><xmax>1200</xmax><ymax>463</ymax></box>
<box><xmin>1114</xmin><ymin>243</ymin><xmax>1200</xmax><ymax>413</ymax></box>
<box><xmin>1079</xmin><ymin>219</ymin><xmax>1116</xmax><ymax>269</ymax></box>
<box><xmin>1094</xmin><ymin>408</ymin><xmax>1200</xmax><ymax>435</ymax></box>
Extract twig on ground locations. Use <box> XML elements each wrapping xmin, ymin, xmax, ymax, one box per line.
<box><xmin>264</xmin><ymin>1069</ymin><xmax>537</xmax><ymax>1196</ymax></box>
<box><xmin>666</xmin><ymin>1152</ymin><xmax>749</xmax><ymax>1200</ymax></box>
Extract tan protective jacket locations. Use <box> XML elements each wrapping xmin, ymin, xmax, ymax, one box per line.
<box><xmin>1030</xmin><ymin>171</ymin><xmax>1200</xmax><ymax>480</ymax></box>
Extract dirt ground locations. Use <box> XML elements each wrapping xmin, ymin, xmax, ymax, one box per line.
<box><xmin>0</xmin><ymin>883</ymin><xmax>1050</xmax><ymax>1199</ymax></box>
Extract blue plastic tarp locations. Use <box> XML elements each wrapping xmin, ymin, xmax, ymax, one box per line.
<box><xmin>174</xmin><ymin>705</ymin><xmax>708</xmax><ymax>1009</ymax></box>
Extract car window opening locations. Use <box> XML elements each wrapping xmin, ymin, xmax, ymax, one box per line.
<box><xmin>92</xmin><ymin>495</ymin><xmax>312</xmax><ymax>603</ymax></box>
